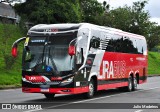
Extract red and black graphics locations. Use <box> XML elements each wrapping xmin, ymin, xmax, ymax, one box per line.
<box><xmin>22</xmin><ymin>71</ymin><xmax>75</xmax><ymax>89</ymax></box>
<box><xmin>12</xmin><ymin>23</ymin><xmax>147</xmax><ymax>95</ymax></box>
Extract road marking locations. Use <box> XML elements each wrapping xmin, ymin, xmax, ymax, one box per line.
<box><xmin>143</xmin><ymin>81</ymin><xmax>160</xmax><ymax>84</ymax></box>
<box><xmin>134</xmin><ymin>110</ymin><xmax>143</xmax><ymax>112</ymax></box>
<box><xmin>24</xmin><ymin>86</ymin><xmax>160</xmax><ymax>112</ymax></box>
<box><xmin>1</xmin><ymin>89</ymin><xmax>17</xmax><ymax>91</ymax></box>
<box><xmin>0</xmin><ymin>88</ymin><xmax>21</xmax><ymax>91</ymax></box>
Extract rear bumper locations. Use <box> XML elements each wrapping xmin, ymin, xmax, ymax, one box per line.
<box><xmin>22</xmin><ymin>86</ymin><xmax>89</xmax><ymax>94</ymax></box>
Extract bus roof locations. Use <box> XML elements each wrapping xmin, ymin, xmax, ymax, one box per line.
<box><xmin>28</xmin><ymin>23</ymin><xmax>145</xmax><ymax>39</ymax></box>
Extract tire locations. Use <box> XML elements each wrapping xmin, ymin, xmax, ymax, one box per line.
<box><xmin>84</xmin><ymin>79</ymin><xmax>95</xmax><ymax>98</ymax></box>
<box><xmin>44</xmin><ymin>93</ymin><xmax>55</xmax><ymax>99</ymax></box>
<box><xmin>132</xmin><ymin>77</ymin><xmax>137</xmax><ymax>91</ymax></box>
<box><xmin>119</xmin><ymin>76</ymin><xmax>133</xmax><ymax>92</ymax></box>
<box><xmin>126</xmin><ymin>76</ymin><xmax>133</xmax><ymax>92</ymax></box>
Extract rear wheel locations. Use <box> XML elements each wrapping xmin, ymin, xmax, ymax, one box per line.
<box><xmin>119</xmin><ymin>76</ymin><xmax>133</xmax><ymax>92</ymax></box>
<box><xmin>125</xmin><ymin>76</ymin><xmax>133</xmax><ymax>92</ymax></box>
<box><xmin>44</xmin><ymin>93</ymin><xmax>55</xmax><ymax>99</ymax></box>
<box><xmin>84</xmin><ymin>79</ymin><xmax>95</xmax><ymax>98</ymax></box>
<box><xmin>132</xmin><ymin>77</ymin><xmax>137</xmax><ymax>91</ymax></box>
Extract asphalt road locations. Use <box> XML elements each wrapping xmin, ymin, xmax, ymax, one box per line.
<box><xmin>0</xmin><ymin>76</ymin><xmax>160</xmax><ymax>112</ymax></box>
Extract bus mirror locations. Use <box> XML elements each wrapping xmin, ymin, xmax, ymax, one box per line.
<box><xmin>11</xmin><ymin>37</ymin><xmax>26</xmax><ymax>58</ymax></box>
<box><xmin>68</xmin><ymin>45</ymin><xmax>76</xmax><ymax>56</ymax></box>
<box><xmin>12</xmin><ymin>45</ymin><xmax>18</xmax><ymax>58</ymax></box>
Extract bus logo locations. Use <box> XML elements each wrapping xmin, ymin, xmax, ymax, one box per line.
<box><xmin>99</xmin><ymin>60</ymin><xmax>126</xmax><ymax>79</ymax></box>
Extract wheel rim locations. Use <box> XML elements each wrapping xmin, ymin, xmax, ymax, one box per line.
<box><xmin>89</xmin><ymin>82</ymin><xmax>94</xmax><ymax>96</ymax></box>
<box><xmin>134</xmin><ymin>78</ymin><xmax>137</xmax><ymax>89</ymax></box>
<box><xmin>128</xmin><ymin>78</ymin><xmax>132</xmax><ymax>91</ymax></box>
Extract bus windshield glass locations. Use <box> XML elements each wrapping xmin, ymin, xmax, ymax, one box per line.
<box><xmin>22</xmin><ymin>33</ymin><xmax>76</xmax><ymax>73</ymax></box>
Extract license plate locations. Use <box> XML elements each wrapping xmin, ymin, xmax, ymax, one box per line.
<box><xmin>41</xmin><ymin>88</ymin><xmax>49</xmax><ymax>92</ymax></box>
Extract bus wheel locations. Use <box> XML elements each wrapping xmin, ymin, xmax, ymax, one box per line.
<box><xmin>44</xmin><ymin>93</ymin><xmax>55</xmax><ymax>99</ymax></box>
<box><xmin>132</xmin><ymin>77</ymin><xmax>137</xmax><ymax>91</ymax></box>
<box><xmin>118</xmin><ymin>76</ymin><xmax>132</xmax><ymax>92</ymax></box>
<box><xmin>126</xmin><ymin>76</ymin><xmax>133</xmax><ymax>92</ymax></box>
<box><xmin>84</xmin><ymin>79</ymin><xmax>95</xmax><ymax>98</ymax></box>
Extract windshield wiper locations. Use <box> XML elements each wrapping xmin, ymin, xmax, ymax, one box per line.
<box><xmin>32</xmin><ymin>36</ymin><xmax>48</xmax><ymax>71</ymax></box>
<box><xmin>48</xmin><ymin>46</ymin><xmax>59</xmax><ymax>75</ymax></box>
<box><xmin>33</xmin><ymin>36</ymin><xmax>59</xmax><ymax>75</ymax></box>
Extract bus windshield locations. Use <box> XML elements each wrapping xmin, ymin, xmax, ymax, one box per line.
<box><xmin>22</xmin><ymin>33</ymin><xmax>76</xmax><ymax>73</ymax></box>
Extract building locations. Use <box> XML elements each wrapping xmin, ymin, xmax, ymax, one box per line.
<box><xmin>0</xmin><ymin>2</ymin><xmax>19</xmax><ymax>24</ymax></box>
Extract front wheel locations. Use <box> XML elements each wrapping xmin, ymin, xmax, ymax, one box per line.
<box><xmin>44</xmin><ymin>93</ymin><xmax>55</xmax><ymax>99</ymax></box>
<box><xmin>84</xmin><ymin>79</ymin><xmax>95</xmax><ymax>98</ymax></box>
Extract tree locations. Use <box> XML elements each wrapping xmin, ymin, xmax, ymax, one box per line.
<box><xmin>80</xmin><ymin>0</ymin><xmax>104</xmax><ymax>23</ymax></box>
<box><xmin>147</xmin><ymin>25</ymin><xmax>160</xmax><ymax>50</ymax></box>
<box><xmin>14</xmin><ymin>0</ymin><xmax>82</xmax><ymax>24</ymax></box>
<box><xmin>0</xmin><ymin>0</ymin><xmax>23</xmax><ymax>3</ymax></box>
<box><xmin>96</xmin><ymin>0</ymin><xmax>160</xmax><ymax>50</ymax></box>
<box><xmin>100</xmin><ymin>1</ymin><xmax>151</xmax><ymax>34</ymax></box>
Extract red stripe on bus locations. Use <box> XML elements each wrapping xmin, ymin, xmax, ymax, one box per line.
<box><xmin>97</xmin><ymin>82</ymin><xmax>128</xmax><ymax>90</ymax></box>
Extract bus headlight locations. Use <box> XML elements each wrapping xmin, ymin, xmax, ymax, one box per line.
<box><xmin>61</xmin><ymin>76</ymin><xmax>74</xmax><ymax>84</ymax></box>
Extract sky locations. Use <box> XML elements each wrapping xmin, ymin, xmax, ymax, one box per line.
<box><xmin>97</xmin><ymin>0</ymin><xmax>160</xmax><ymax>25</ymax></box>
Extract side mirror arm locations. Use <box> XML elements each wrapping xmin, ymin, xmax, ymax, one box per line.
<box><xmin>12</xmin><ymin>37</ymin><xmax>26</xmax><ymax>48</ymax></box>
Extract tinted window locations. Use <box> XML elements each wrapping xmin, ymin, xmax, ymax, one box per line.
<box><xmin>121</xmin><ymin>37</ymin><xmax>138</xmax><ymax>53</ymax></box>
<box><xmin>77</xmin><ymin>28</ymin><xmax>89</xmax><ymax>64</ymax></box>
<box><xmin>136</xmin><ymin>39</ymin><xmax>147</xmax><ymax>54</ymax></box>
<box><xmin>90</xmin><ymin>30</ymin><xmax>100</xmax><ymax>49</ymax></box>
<box><xmin>23</xmin><ymin>33</ymin><xmax>77</xmax><ymax>72</ymax></box>
<box><xmin>100</xmin><ymin>32</ymin><xmax>146</xmax><ymax>54</ymax></box>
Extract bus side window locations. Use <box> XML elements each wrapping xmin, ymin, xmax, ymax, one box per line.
<box><xmin>90</xmin><ymin>36</ymin><xmax>100</xmax><ymax>49</ymax></box>
<box><xmin>120</xmin><ymin>36</ymin><xmax>138</xmax><ymax>54</ymax></box>
<box><xmin>114</xmin><ymin>36</ymin><xmax>123</xmax><ymax>52</ymax></box>
<box><xmin>77</xmin><ymin>28</ymin><xmax>89</xmax><ymax>59</ymax></box>
<box><xmin>136</xmin><ymin>39</ymin><xmax>143</xmax><ymax>54</ymax></box>
<box><xmin>76</xmin><ymin>48</ymin><xmax>83</xmax><ymax>64</ymax></box>
<box><xmin>142</xmin><ymin>39</ymin><xmax>147</xmax><ymax>55</ymax></box>
<box><xmin>107</xmin><ymin>35</ymin><xmax>122</xmax><ymax>52</ymax></box>
<box><xmin>24</xmin><ymin>46</ymin><xmax>34</xmax><ymax>62</ymax></box>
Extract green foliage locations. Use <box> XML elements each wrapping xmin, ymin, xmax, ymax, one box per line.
<box><xmin>96</xmin><ymin>0</ymin><xmax>160</xmax><ymax>50</ymax></box>
<box><xmin>0</xmin><ymin>72</ymin><xmax>21</xmax><ymax>87</ymax></box>
<box><xmin>14</xmin><ymin>0</ymin><xmax>82</xmax><ymax>24</ymax></box>
<box><xmin>0</xmin><ymin>24</ymin><xmax>17</xmax><ymax>69</ymax></box>
<box><xmin>80</xmin><ymin>0</ymin><xmax>104</xmax><ymax>23</ymax></box>
<box><xmin>0</xmin><ymin>24</ymin><xmax>24</xmax><ymax>86</ymax></box>
<box><xmin>98</xmin><ymin>1</ymin><xmax>151</xmax><ymax>34</ymax></box>
<box><xmin>148</xmin><ymin>52</ymin><xmax>160</xmax><ymax>75</ymax></box>
<box><xmin>147</xmin><ymin>25</ymin><xmax>160</xmax><ymax>50</ymax></box>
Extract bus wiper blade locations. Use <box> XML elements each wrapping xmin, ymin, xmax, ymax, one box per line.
<box><xmin>32</xmin><ymin>36</ymin><xmax>48</xmax><ymax>71</ymax></box>
<box><xmin>48</xmin><ymin>45</ymin><xmax>60</xmax><ymax>75</ymax></box>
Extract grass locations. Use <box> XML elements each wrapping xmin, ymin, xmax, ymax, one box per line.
<box><xmin>148</xmin><ymin>51</ymin><xmax>160</xmax><ymax>75</ymax></box>
<box><xmin>0</xmin><ymin>71</ymin><xmax>21</xmax><ymax>89</ymax></box>
<box><xmin>0</xmin><ymin>23</ymin><xmax>24</xmax><ymax>89</ymax></box>
<box><xmin>0</xmin><ymin>24</ymin><xmax>160</xmax><ymax>88</ymax></box>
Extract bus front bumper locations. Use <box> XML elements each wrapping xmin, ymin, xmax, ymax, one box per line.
<box><xmin>22</xmin><ymin>86</ymin><xmax>89</xmax><ymax>94</ymax></box>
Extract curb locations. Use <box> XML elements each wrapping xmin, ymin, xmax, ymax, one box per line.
<box><xmin>148</xmin><ymin>74</ymin><xmax>160</xmax><ymax>77</ymax></box>
<box><xmin>0</xmin><ymin>85</ymin><xmax>21</xmax><ymax>90</ymax></box>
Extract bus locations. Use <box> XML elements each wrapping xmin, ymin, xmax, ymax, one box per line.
<box><xmin>12</xmin><ymin>23</ymin><xmax>147</xmax><ymax>99</ymax></box>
